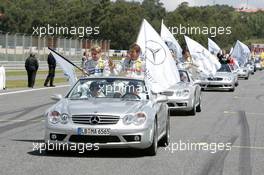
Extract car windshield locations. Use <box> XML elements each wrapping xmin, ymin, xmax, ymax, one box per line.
<box><xmin>217</xmin><ymin>64</ymin><xmax>231</xmax><ymax>72</ymax></box>
<box><xmin>179</xmin><ymin>70</ymin><xmax>190</xmax><ymax>82</ymax></box>
<box><xmin>67</xmin><ymin>78</ymin><xmax>148</xmax><ymax>100</ymax></box>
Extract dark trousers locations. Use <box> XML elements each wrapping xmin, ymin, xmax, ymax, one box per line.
<box><xmin>44</xmin><ymin>67</ymin><xmax>55</xmax><ymax>86</ymax></box>
<box><xmin>27</xmin><ymin>70</ymin><xmax>37</xmax><ymax>88</ymax></box>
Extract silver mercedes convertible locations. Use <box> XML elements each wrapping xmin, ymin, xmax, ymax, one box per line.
<box><xmin>167</xmin><ymin>70</ymin><xmax>202</xmax><ymax>115</ymax></box>
<box><xmin>44</xmin><ymin>76</ymin><xmax>170</xmax><ymax>156</ymax></box>
<box><xmin>237</xmin><ymin>66</ymin><xmax>250</xmax><ymax>79</ymax></box>
<box><xmin>199</xmin><ymin>64</ymin><xmax>236</xmax><ymax>92</ymax></box>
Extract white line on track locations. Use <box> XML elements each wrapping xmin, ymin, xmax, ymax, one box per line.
<box><xmin>0</xmin><ymin>119</ymin><xmax>44</xmax><ymax>122</ymax></box>
<box><xmin>232</xmin><ymin>145</ymin><xmax>264</xmax><ymax>150</ymax></box>
<box><xmin>0</xmin><ymin>85</ymin><xmax>70</xmax><ymax>96</ymax></box>
<box><xmin>223</xmin><ymin>111</ymin><xmax>264</xmax><ymax>116</ymax></box>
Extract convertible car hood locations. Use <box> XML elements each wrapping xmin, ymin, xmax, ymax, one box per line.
<box><xmin>169</xmin><ymin>82</ymin><xmax>190</xmax><ymax>90</ymax></box>
<box><xmin>63</xmin><ymin>98</ymin><xmax>148</xmax><ymax>116</ymax></box>
<box><xmin>215</xmin><ymin>72</ymin><xmax>233</xmax><ymax>77</ymax></box>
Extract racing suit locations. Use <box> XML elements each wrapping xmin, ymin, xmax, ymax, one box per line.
<box><xmin>83</xmin><ymin>56</ymin><xmax>112</xmax><ymax>77</ymax></box>
<box><xmin>116</xmin><ymin>57</ymin><xmax>145</xmax><ymax>78</ymax></box>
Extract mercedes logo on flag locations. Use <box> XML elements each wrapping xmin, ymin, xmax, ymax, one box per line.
<box><xmin>146</xmin><ymin>40</ymin><xmax>166</xmax><ymax>65</ymax></box>
<box><xmin>90</xmin><ymin>116</ymin><xmax>100</xmax><ymax>125</ymax></box>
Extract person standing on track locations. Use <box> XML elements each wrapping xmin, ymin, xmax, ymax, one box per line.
<box><xmin>25</xmin><ymin>53</ymin><xmax>39</xmax><ymax>88</ymax></box>
<box><xmin>44</xmin><ymin>52</ymin><xmax>56</xmax><ymax>87</ymax></box>
<box><xmin>0</xmin><ymin>64</ymin><xmax>6</xmax><ymax>90</ymax></box>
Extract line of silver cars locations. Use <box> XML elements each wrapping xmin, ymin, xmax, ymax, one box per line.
<box><xmin>44</xmin><ymin>63</ymin><xmax>255</xmax><ymax>156</ymax></box>
<box><xmin>198</xmin><ymin>62</ymin><xmax>257</xmax><ymax>92</ymax></box>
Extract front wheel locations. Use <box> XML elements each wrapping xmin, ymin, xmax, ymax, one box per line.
<box><xmin>229</xmin><ymin>88</ymin><xmax>235</xmax><ymax>92</ymax></box>
<box><xmin>159</xmin><ymin>113</ymin><xmax>170</xmax><ymax>147</ymax></box>
<box><xmin>245</xmin><ymin>75</ymin><xmax>249</xmax><ymax>80</ymax></box>
<box><xmin>144</xmin><ymin>118</ymin><xmax>158</xmax><ymax>156</ymax></box>
<box><xmin>188</xmin><ymin>102</ymin><xmax>196</xmax><ymax>116</ymax></box>
<box><xmin>196</xmin><ymin>97</ymin><xmax>201</xmax><ymax>112</ymax></box>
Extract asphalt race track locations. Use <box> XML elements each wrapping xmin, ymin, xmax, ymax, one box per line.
<box><xmin>0</xmin><ymin>72</ymin><xmax>264</xmax><ymax>175</ymax></box>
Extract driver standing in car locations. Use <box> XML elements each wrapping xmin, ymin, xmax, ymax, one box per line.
<box><xmin>89</xmin><ymin>81</ymin><xmax>105</xmax><ymax>97</ymax></box>
<box><xmin>123</xmin><ymin>81</ymin><xmax>146</xmax><ymax>100</ymax></box>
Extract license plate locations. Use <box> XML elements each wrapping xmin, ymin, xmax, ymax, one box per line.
<box><xmin>77</xmin><ymin>128</ymin><xmax>110</xmax><ymax>135</ymax></box>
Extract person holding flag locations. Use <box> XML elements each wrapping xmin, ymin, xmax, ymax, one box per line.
<box><xmin>182</xmin><ymin>48</ymin><xmax>199</xmax><ymax>74</ymax></box>
<box><xmin>160</xmin><ymin>20</ymin><xmax>183</xmax><ymax>65</ymax></box>
<box><xmin>136</xmin><ymin>19</ymin><xmax>180</xmax><ymax>93</ymax></box>
<box><xmin>208</xmin><ymin>38</ymin><xmax>221</xmax><ymax>56</ymax></box>
<box><xmin>231</xmin><ymin>40</ymin><xmax>251</xmax><ymax>67</ymax></box>
<box><xmin>48</xmin><ymin>48</ymin><xmax>78</xmax><ymax>87</ymax></box>
<box><xmin>115</xmin><ymin>43</ymin><xmax>145</xmax><ymax>77</ymax></box>
<box><xmin>184</xmin><ymin>35</ymin><xmax>221</xmax><ymax>77</ymax></box>
<box><xmin>83</xmin><ymin>45</ymin><xmax>115</xmax><ymax>77</ymax></box>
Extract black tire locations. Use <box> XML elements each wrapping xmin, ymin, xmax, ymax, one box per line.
<box><xmin>159</xmin><ymin>112</ymin><xmax>170</xmax><ymax>147</ymax></box>
<box><xmin>144</xmin><ymin>118</ymin><xmax>158</xmax><ymax>156</ymax></box>
<box><xmin>235</xmin><ymin>82</ymin><xmax>239</xmax><ymax>87</ymax></box>
<box><xmin>245</xmin><ymin>77</ymin><xmax>249</xmax><ymax>80</ymax></box>
<box><xmin>229</xmin><ymin>88</ymin><xmax>235</xmax><ymax>92</ymax></box>
<box><xmin>188</xmin><ymin>100</ymin><xmax>196</xmax><ymax>116</ymax></box>
<box><xmin>196</xmin><ymin>97</ymin><xmax>201</xmax><ymax>112</ymax></box>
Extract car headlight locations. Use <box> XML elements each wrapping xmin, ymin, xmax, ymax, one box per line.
<box><xmin>123</xmin><ymin>114</ymin><xmax>134</xmax><ymax>125</ymax></box>
<box><xmin>224</xmin><ymin>77</ymin><xmax>232</xmax><ymax>81</ymax></box>
<box><xmin>48</xmin><ymin>111</ymin><xmax>69</xmax><ymax>124</ymax></box>
<box><xmin>48</xmin><ymin>111</ymin><xmax>60</xmax><ymax>124</ymax></box>
<box><xmin>123</xmin><ymin>112</ymin><xmax>146</xmax><ymax>125</ymax></box>
<box><xmin>175</xmin><ymin>89</ymin><xmax>190</xmax><ymax>97</ymax></box>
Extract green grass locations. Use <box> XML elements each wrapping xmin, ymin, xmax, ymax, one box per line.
<box><xmin>6</xmin><ymin>70</ymin><xmax>64</xmax><ymax>77</ymax></box>
<box><xmin>6</xmin><ymin>77</ymin><xmax>68</xmax><ymax>89</ymax></box>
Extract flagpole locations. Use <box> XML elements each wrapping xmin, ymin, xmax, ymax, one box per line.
<box><xmin>48</xmin><ymin>47</ymin><xmax>84</xmax><ymax>72</ymax></box>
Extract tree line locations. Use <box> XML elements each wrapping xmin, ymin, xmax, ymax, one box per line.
<box><xmin>0</xmin><ymin>0</ymin><xmax>263</xmax><ymax>50</ymax></box>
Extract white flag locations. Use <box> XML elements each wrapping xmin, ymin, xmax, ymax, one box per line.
<box><xmin>160</xmin><ymin>20</ymin><xmax>183</xmax><ymax>62</ymax></box>
<box><xmin>208</xmin><ymin>38</ymin><xmax>221</xmax><ymax>55</ymax></box>
<box><xmin>49</xmin><ymin>49</ymin><xmax>77</xmax><ymax>86</ymax></box>
<box><xmin>136</xmin><ymin>19</ymin><xmax>180</xmax><ymax>93</ymax></box>
<box><xmin>231</xmin><ymin>40</ymin><xmax>251</xmax><ymax>66</ymax></box>
<box><xmin>0</xmin><ymin>66</ymin><xmax>6</xmax><ymax>90</ymax></box>
<box><xmin>184</xmin><ymin>36</ymin><xmax>221</xmax><ymax>76</ymax></box>
<box><xmin>229</xmin><ymin>47</ymin><xmax>233</xmax><ymax>54</ymax></box>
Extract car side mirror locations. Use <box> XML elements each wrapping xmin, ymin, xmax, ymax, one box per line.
<box><xmin>194</xmin><ymin>80</ymin><xmax>201</xmax><ymax>85</ymax></box>
<box><xmin>51</xmin><ymin>94</ymin><xmax>63</xmax><ymax>101</ymax></box>
<box><xmin>154</xmin><ymin>95</ymin><xmax>168</xmax><ymax>104</ymax></box>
